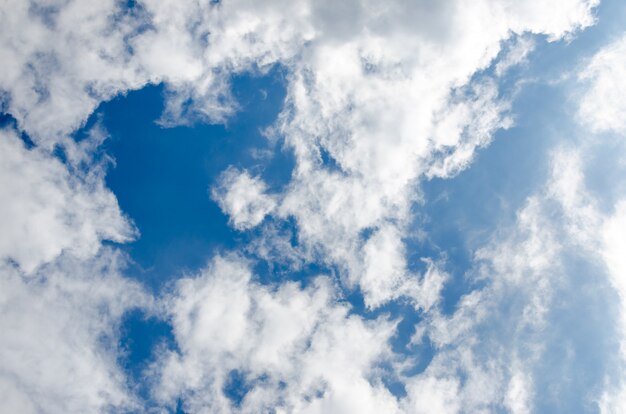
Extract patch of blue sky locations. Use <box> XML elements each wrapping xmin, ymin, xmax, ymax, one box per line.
<box><xmin>95</xmin><ymin>67</ymin><xmax>294</xmax><ymax>404</ymax></box>
<box><xmin>98</xmin><ymin>66</ymin><xmax>291</xmax><ymax>290</ymax></box>
<box><xmin>0</xmin><ymin>113</ymin><xmax>35</xmax><ymax>149</ymax></box>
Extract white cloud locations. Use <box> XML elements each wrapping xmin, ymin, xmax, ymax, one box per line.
<box><xmin>0</xmin><ymin>127</ymin><xmax>135</xmax><ymax>273</ymax></box>
<box><xmin>402</xmin><ymin>145</ymin><xmax>625</xmax><ymax>413</ymax></box>
<box><xmin>0</xmin><ymin>0</ymin><xmax>316</xmax><ymax>145</ymax></box>
<box><xmin>404</xmin><ymin>195</ymin><xmax>560</xmax><ymax>412</ymax></box>
<box><xmin>154</xmin><ymin>141</ymin><xmax>626</xmax><ymax>412</ymax></box>
<box><xmin>598</xmin><ymin>200</ymin><xmax>626</xmax><ymax>413</ymax></box>
<box><xmin>0</xmin><ymin>0</ymin><xmax>599</xmax><ymax>306</ymax></box>
<box><xmin>0</xmin><ymin>113</ymin><xmax>145</xmax><ymax>413</ymax></box>
<box><xmin>575</xmin><ymin>36</ymin><xmax>626</xmax><ymax>411</ymax></box>
<box><xmin>152</xmin><ymin>255</ymin><xmax>399</xmax><ymax>413</ymax></box>
<box><xmin>403</xmin><ymin>376</ymin><xmax>461</xmax><ymax>414</ymax></box>
<box><xmin>0</xmin><ymin>0</ymin><xmax>150</xmax><ymax>147</ymax></box>
<box><xmin>578</xmin><ymin>33</ymin><xmax>626</xmax><ymax>134</ymax></box>
<box><xmin>495</xmin><ymin>36</ymin><xmax>536</xmax><ymax>77</ymax></box>
<box><xmin>0</xmin><ymin>1</ymin><xmax>613</xmax><ymax>413</ymax></box>
<box><xmin>504</xmin><ymin>366</ymin><xmax>533</xmax><ymax>414</ymax></box>
<box><xmin>0</xmin><ymin>249</ymin><xmax>148</xmax><ymax>414</ymax></box>
<box><xmin>354</xmin><ymin>224</ymin><xmax>447</xmax><ymax>310</ymax></box>
<box><xmin>266</xmin><ymin>0</ymin><xmax>596</xmax><ymax>306</ymax></box>
<box><xmin>212</xmin><ymin>168</ymin><xmax>277</xmax><ymax>231</ymax></box>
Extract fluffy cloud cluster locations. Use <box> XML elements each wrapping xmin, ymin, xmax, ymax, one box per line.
<box><xmin>0</xmin><ymin>127</ymin><xmax>135</xmax><ymax>272</ymax></box>
<box><xmin>3</xmin><ymin>0</ymin><xmax>624</xmax><ymax>413</ymax></box>
<box><xmin>263</xmin><ymin>0</ymin><xmax>597</xmax><ymax>308</ymax></box>
<box><xmin>155</xmin><ymin>140</ymin><xmax>626</xmax><ymax>413</ymax></box>
<box><xmin>152</xmin><ymin>255</ymin><xmax>399</xmax><ymax>413</ymax></box>
<box><xmin>212</xmin><ymin>168</ymin><xmax>277</xmax><ymax>230</ymax></box>
<box><xmin>0</xmin><ymin>250</ymin><xmax>147</xmax><ymax>413</ymax></box>
<box><xmin>0</xmin><ymin>124</ymin><xmax>147</xmax><ymax>413</ymax></box>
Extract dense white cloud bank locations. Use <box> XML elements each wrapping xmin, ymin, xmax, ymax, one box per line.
<box><xmin>4</xmin><ymin>0</ymin><xmax>626</xmax><ymax>413</ymax></box>
<box><xmin>1</xmin><ymin>0</ymin><xmax>597</xmax><ymax>148</ymax></box>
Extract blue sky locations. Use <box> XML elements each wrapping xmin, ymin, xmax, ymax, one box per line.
<box><xmin>1</xmin><ymin>0</ymin><xmax>626</xmax><ymax>413</ymax></box>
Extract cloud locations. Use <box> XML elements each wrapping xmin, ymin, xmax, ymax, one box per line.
<box><xmin>0</xmin><ymin>0</ymin><xmax>599</xmax><ymax>305</ymax></box>
<box><xmin>0</xmin><ymin>1</ymin><xmax>614</xmax><ymax>413</ymax></box>
<box><xmin>404</xmin><ymin>198</ymin><xmax>558</xmax><ymax>412</ymax></box>
<box><xmin>578</xmin><ymin>33</ymin><xmax>626</xmax><ymax>134</ymax></box>
<box><xmin>212</xmin><ymin>168</ymin><xmax>277</xmax><ymax>231</ymax></box>
<box><xmin>599</xmin><ymin>200</ymin><xmax>626</xmax><ymax>413</ymax></box>
<box><xmin>0</xmin><ymin>0</ymin><xmax>315</xmax><ymax>145</ymax></box>
<box><xmin>574</xmin><ymin>36</ymin><xmax>626</xmax><ymax>411</ymax></box>
<box><xmin>494</xmin><ymin>36</ymin><xmax>536</xmax><ymax>77</ymax></box>
<box><xmin>0</xmin><ymin>0</ymin><xmax>150</xmax><ymax>147</ymax></box>
<box><xmin>152</xmin><ymin>138</ymin><xmax>626</xmax><ymax>413</ymax></box>
<box><xmin>0</xmin><ymin>248</ymin><xmax>148</xmax><ymax>414</ymax></box>
<box><xmin>263</xmin><ymin>0</ymin><xmax>596</xmax><ymax>306</ymax></box>
<box><xmin>402</xmin><ymin>144</ymin><xmax>624</xmax><ymax>413</ymax></box>
<box><xmin>0</xmin><ymin>127</ymin><xmax>135</xmax><ymax>273</ymax></box>
<box><xmin>151</xmin><ymin>255</ymin><xmax>399</xmax><ymax>413</ymax></box>
<box><xmin>0</xmin><ymin>123</ymin><xmax>147</xmax><ymax>413</ymax></box>
<box><xmin>352</xmin><ymin>224</ymin><xmax>448</xmax><ymax>310</ymax></box>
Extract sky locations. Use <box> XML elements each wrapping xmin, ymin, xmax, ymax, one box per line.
<box><xmin>1</xmin><ymin>0</ymin><xmax>626</xmax><ymax>413</ymax></box>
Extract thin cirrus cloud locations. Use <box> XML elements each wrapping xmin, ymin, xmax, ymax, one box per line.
<box><xmin>1</xmin><ymin>0</ymin><xmax>626</xmax><ymax>413</ymax></box>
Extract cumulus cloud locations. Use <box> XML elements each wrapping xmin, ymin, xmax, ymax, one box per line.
<box><xmin>0</xmin><ymin>0</ymin><xmax>600</xmax><ymax>306</ymax></box>
<box><xmin>0</xmin><ymin>0</ymin><xmax>615</xmax><ymax>413</ymax></box>
<box><xmin>494</xmin><ymin>36</ymin><xmax>536</xmax><ymax>77</ymax></box>
<box><xmin>0</xmin><ymin>0</ymin><xmax>149</xmax><ymax>147</ymax></box>
<box><xmin>351</xmin><ymin>224</ymin><xmax>447</xmax><ymax>310</ymax></box>
<box><xmin>0</xmin><ymin>123</ymin><xmax>147</xmax><ymax>412</ymax></box>
<box><xmin>125</xmin><ymin>138</ymin><xmax>623</xmax><ymax>413</ymax></box>
<box><xmin>264</xmin><ymin>0</ymin><xmax>596</xmax><ymax>305</ymax></box>
<box><xmin>151</xmin><ymin>255</ymin><xmax>399</xmax><ymax>414</ymax></box>
<box><xmin>0</xmin><ymin>249</ymin><xmax>148</xmax><ymax>414</ymax></box>
<box><xmin>153</xmin><ymin>143</ymin><xmax>626</xmax><ymax>412</ymax></box>
<box><xmin>212</xmin><ymin>168</ymin><xmax>277</xmax><ymax>230</ymax></box>
<box><xmin>0</xmin><ymin>0</ymin><xmax>314</xmax><ymax>145</ymax></box>
<box><xmin>0</xmin><ymin>127</ymin><xmax>135</xmax><ymax>273</ymax></box>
